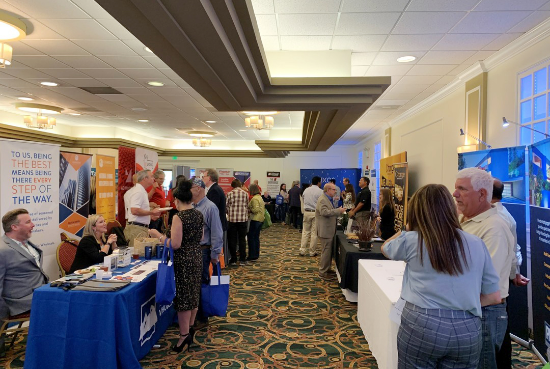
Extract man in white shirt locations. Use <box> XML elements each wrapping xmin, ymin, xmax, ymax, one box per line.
<box><xmin>123</xmin><ymin>170</ymin><xmax>161</xmax><ymax>246</ymax></box>
<box><xmin>454</xmin><ymin>168</ymin><xmax>515</xmax><ymax>369</ymax></box>
<box><xmin>300</xmin><ymin>176</ymin><xmax>324</xmax><ymax>257</ymax></box>
<box><xmin>123</xmin><ymin>174</ymin><xmax>138</xmax><ymax>221</ymax></box>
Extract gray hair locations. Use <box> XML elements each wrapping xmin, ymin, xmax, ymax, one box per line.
<box><xmin>206</xmin><ymin>168</ymin><xmax>218</xmax><ymax>182</ymax></box>
<box><xmin>153</xmin><ymin>170</ymin><xmax>164</xmax><ymax>179</ymax></box>
<box><xmin>136</xmin><ymin>169</ymin><xmax>151</xmax><ymax>183</ymax></box>
<box><xmin>323</xmin><ymin>183</ymin><xmax>334</xmax><ymax>193</ymax></box>
<box><xmin>456</xmin><ymin>168</ymin><xmax>493</xmax><ymax>203</ymax></box>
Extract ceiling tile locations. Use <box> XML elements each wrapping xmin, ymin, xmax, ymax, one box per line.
<box><xmin>398</xmin><ymin>75</ymin><xmax>442</xmax><ymax>84</ymax></box>
<box><xmin>54</xmin><ymin>56</ymin><xmax>110</xmax><ymax>68</ymax></box>
<box><xmin>447</xmin><ymin>63</ymin><xmax>472</xmax><ymax>76</ymax></box>
<box><xmin>158</xmin><ymin>69</ymin><xmax>181</xmax><ymax>80</ymax></box>
<box><xmin>381</xmin><ymin>34</ymin><xmax>443</xmax><ymax>51</ymax></box>
<box><xmin>541</xmin><ymin>2</ymin><xmax>550</xmax><ymax>10</ymax></box>
<box><xmin>142</xmin><ymin>56</ymin><xmax>170</xmax><ymax>69</ymax></box>
<box><xmin>60</xmin><ymin>78</ymin><xmax>108</xmax><ymax>87</ymax></box>
<box><xmin>3</xmin><ymin>69</ymin><xmax>55</xmax><ymax>79</ymax></box>
<box><xmin>13</xmin><ymin>55</ymin><xmax>69</xmax><ymax>68</ymax></box>
<box><xmin>351</xmin><ymin>52</ymin><xmax>377</xmax><ymax>65</ymax></box>
<box><xmin>432</xmin><ymin>33</ymin><xmax>500</xmax><ymax>50</ymax></box>
<box><xmin>71</xmin><ymin>0</ymin><xmax>113</xmax><ymax>18</ymax></box>
<box><xmin>72</xmin><ymin>40</ymin><xmax>137</xmax><ymax>56</ymax></box>
<box><xmin>418</xmin><ymin>50</ymin><xmax>476</xmax><ymax>64</ymax></box>
<box><xmin>97</xmin><ymin>56</ymin><xmax>153</xmax><ymax>69</ymax></box>
<box><xmin>407</xmin><ymin>0</ymin><xmax>480</xmax><ymax>11</ymax></box>
<box><xmin>22</xmin><ymin>19</ymin><xmax>64</xmax><ymax>39</ymax></box>
<box><xmin>341</xmin><ymin>0</ymin><xmax>410</xmax><ymax>12</ymax></box>
<box><xmin>451</xmin><ymin>11</ymin><xmax>532</xmax><ymax>33</ymax></box>
<box><xmin>332</xmin><ymin>35</ymin><xmax>387</xmax><ymax>52</ymax></box>
<box><xmin>121</xmin><ymin>40</ymin><xmax>152</xmax><ymax>56</ymax></box>
<box><xmin>116</xmin><ymin>87</ymin><xmax>152</xmax><ymax>95</ymax></box>
<box><xmin>351</xmin><ymin>66</ymin><xmax>368</xmax><ymax>76</ymax></box>
<box><xmin>473</xmin><ymin>0</ymin><xmax>549</xmax><ymax>11</ymax></box>
<box><xmin>372</xmin><ymin>51</ymin><xmax>425</xmax><ymax>65</ymax></box>
<box><xmin>407</xmin><ymin>64</ymin><xmax>457</xmax><ymax>75</ymax></box>
<box><xmin>365</xmin><ymin>65</ymin><xmax>413</xmax><ymax>76</ymax></box>
<box><xmin>96</xmin><ymin>18</ymin><xmax>136</xmax><ymax>39</ymax></box>
<box><xmin>280</xmin><ymin>36</ymin><xmax>332</xmax><ymax>50</ymax></box>
<box><xmin>278</xmin><ymin>14</ymin><xmax>338</xmax><ymax>35</ymax></box>
<box><xmin>118</xmin><ymin>69</ymin><xmax>165</xmax><ymax>79</ymax></box>
<box><xmin>251</xmin><ymin>0</ymin><xmax>275</xmax><ymax>13</ymax></box>
<box><xmin>79</xmin><ymin>69</ymin><xmax>127</xmax><ymax>78</ymax></box>
<box><xmin>255</xmin><ymin>14</ymin><xmax>278</xmax><ymax>35</ymax></box>
<box><xmin>0</xmin><ymin>79</ymin><xmax>41</xmax><ymax>89</ymax></box>
<box><xmin>43</xmin><ymin>69</ymin><xmax>92</xmax><ymax>78</ymax></box>
<box><xmin>274</xmin><ymin>0</ymin><xmax>341</xmax><ymax>13</ymax></box>
<box><xmin>380</xmin><ymin>90</ymin><xmax>419</xmax><ymax>100</ymax></box>
<box><xmin>9</xmin><ymin>0</ymin><xmax>90</xmax><ymax>18</ymax></box>
<box><xmin>463</xmin><ymin>50</ymin><xmax>495</xmax><ymax>65</ymax></box>
<box><xmin>436</xmin><ymin>75</ymin><xmax>456</xmax><ymax>84</ymax></box>
<box><xmin>393</xmin><ymin>12</ymin><xmax>467</xmax><ymax>34</ymax></box>
<box><xmin>335</xmin><ymin>13</ymin><xmax>401</xmax><ymax>35</ymax></box>
<box><xmin>136</xmin><ymin>78</ymin><xmax>177</xmax><ymax>87</ymax></box>
<box><xmin>260</xmin><ymin>36</ymin><xmax>280</xmax><ymax>50</ymax></box>
<box><xmin>21</xmin><ymin>40</ymin><xmax>89</xmax><ymax>56</ymax></box>
<box><xmin>96</xmin><ymin>78</ymin><xmax>142</xmax><ymax>88</ymax></box>
<box><xmin>10</xmin><ymin>41</ymin><xmax>44</xmax><ymax>56</ymax></box>
<box><xmin>482</xmin><ymin>33</ymin><xmax>523</xmax><ymax>50</ymax></box>
<box><xmin>507</xmin><ymin>11</ymin><xmax>550</xmax><ymax>33</ymax></box>
<box><xmin>391</xmin><ymin>82</ymin><xmax>431</xmax><ymax>93</ymax></box>
<box><xmin>39</xmin><ymin>19</ymin><xmax>117</xmax><ymax>39</ymax></box>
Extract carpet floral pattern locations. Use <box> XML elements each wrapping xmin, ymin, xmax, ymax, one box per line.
<box><xmin>0</xmin><ymin>224</ymin><xmax>543</xmax><ymax>368</ymax></box>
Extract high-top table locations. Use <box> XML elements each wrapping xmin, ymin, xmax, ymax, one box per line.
<box><xmin>357</xmin><ymin>259</ymin><xmax>405</xmax><ymax>369</ymax></box>
<box><xmin>25</xmin><ymin>260</ymin><xmax>175</xmax><ymax>369</ymax></box>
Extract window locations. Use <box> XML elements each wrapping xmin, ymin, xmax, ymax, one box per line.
<box><xmin>518</xmin><ymin>65</ymin><xmax>550</xmax><ymax>144</ymax></box>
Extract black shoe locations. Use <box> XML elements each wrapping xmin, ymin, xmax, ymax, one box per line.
<box><xmin>173</xmin><ymin>333</ymin><xmax>192</xmax><ymax>353</ymax></box>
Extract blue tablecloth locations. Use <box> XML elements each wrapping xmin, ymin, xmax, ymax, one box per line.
<box><xmin>24</xmin><ymin>261</ymin><xmax>175</xmax><ymax>369</ymax></box>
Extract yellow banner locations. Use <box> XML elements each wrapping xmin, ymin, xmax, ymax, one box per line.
<box><xmin>96</xmin><ymin>155</ymin><xmax>116</xmax><ymax>222</ymax></box>
<box><xmin>380</xmin><ymin>151</ymin><xmax>408</xmax><ymax>232</ymax></box>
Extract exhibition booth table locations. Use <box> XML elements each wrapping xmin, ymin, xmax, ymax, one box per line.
<box><xmin>25</xmin><ymin>261</ymin><xmax>176</xmax><ymax>369</ymax></box>
<box><xmin>334</xmin><ymin>231</ymin><xmax>387</xmax><ymax>302</ymax></box>
<box><xmin>357</xmin><ymin>259</ymin><xmax>405</xmax><ymax>369</ymax></box>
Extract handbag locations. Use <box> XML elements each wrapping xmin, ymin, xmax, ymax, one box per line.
<box><xmin>201</xmin><ymin>263</ymin><xmax>229</xmax><ymax>317</ymax></box>
<box><xmin>156</xmin><ymin>239</ymin><xmax>176</xmax><ymax>305</ymax></box>
<box><xmin>262</xmin><ymin>208</ymin><xmax>272</xmax><ymax>230</ymax></box>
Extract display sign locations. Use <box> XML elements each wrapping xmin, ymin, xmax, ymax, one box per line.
<box><xmin>370</xmin><ymin>169</ymin><xmax>376</xmax><ymax>177</ymax></box>
<box><xmin>267</xmin><ymin>171</ymin><xmax>280</xmax><ymax>196</ymax></box>
<box><xmin>96</xmin><ymin>154</ymin><xmax>116</xmax><ymax>222</ymax></box>
<box><xmin>217</xmin><ymin>168</ymin><xmax>233</xmax><ymax>194</ymax></box>
<box><xmin>393</xmin><ymin>163</ymin><xmax>408</xmax><ymax>231</ymax></box>
<box><xmin>233</xmin><ymin>171</ymin><xmax>251</xmax><ymax>190</ymax></box>
<box><xmin>117</xmin><ymin>146</ymin><xmax>135</xmax><ymax>226</ymax></box>
<box><xmin>135</xmin><ymin>147</ymin><xmax>158</xmax><ymax>173</ymax></box>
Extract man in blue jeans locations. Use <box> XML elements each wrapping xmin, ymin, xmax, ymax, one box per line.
<box><xmin>454</xmin><ymin>168</ymin><xmax>515</xmax><ymax>369</ymax></box>
<box><xmin>191</xmin><ymin>178</ymin><xmax>223</xmax><ymax>324</ymax></box>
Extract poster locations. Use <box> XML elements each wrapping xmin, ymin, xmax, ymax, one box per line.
<box><xmin>217</xmin><ymin>168</ymin><xmax>233</xmax><ymax>194</ymax></box>
<box><xmin>59</xmin><ymin>152</ymin><xmax>92</xmax><ymax>239</ymax></box>
<box><xmin>96</xmin><ymin>154</ymin><xmax>116</xmax><ymax>222</ymax></box>
<box><xmin>393</xmin><ymin>163</ymin><xmax>408</xmax><ymax>231</ymax></box>
<box><xmin>379</xmin><ymin>151</ymin><xmax>407</xmax><ymax>189</ymax></box>
<box><xmin>135</xmin><ymin>147</ymin><xmax>158</xmax><ymax>173</ymax></box>
<box><xmin>0</xmin><ymin>139</ymin><xmax>60</xmax><ymax>278</ymax></box>
<box><xmin>267</xmin><ymin>171</ymin><xmax>281</xmax><ymax>196</ymax></box>
<box><xmin>117</xmin><ymin>146</ymin><xmax>135</xmax><ymax>226</ymax></box>
<box><xmin>196</xmin><ymin>168</ymin><xmax>208</xmax><ymax>180</ymax></box>
<box><xmin>233</xmin><ymin>171</ymin><xmax>251</xmax><ymax>190</ymax></box>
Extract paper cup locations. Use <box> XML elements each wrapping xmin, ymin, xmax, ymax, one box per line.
<box><xmin>95</xmin><ymin>269</ymin><xmax>104</xmax><ymax>280</ymax></box>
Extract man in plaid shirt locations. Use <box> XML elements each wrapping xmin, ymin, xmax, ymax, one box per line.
<box><xmin>226</xmin><ymin>179</ymin><xmax>249</xmax><ymax>266</ymax></box>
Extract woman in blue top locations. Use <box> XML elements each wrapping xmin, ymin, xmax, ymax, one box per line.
<box><xmin>382</xmin><ymin>184</ymin><xmax>501</xmax><ymax>369</ymax></box>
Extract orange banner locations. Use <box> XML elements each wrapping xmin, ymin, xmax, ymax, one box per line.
<box><xmin>96</xmin><ymin>155</ymin><xmax>116</xmax><ymax>222</ymax></box>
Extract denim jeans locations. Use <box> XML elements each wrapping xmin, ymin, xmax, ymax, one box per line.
<box><xmin>477</xmin><ymin>302</ymin><xmax>507</xmax><ymax>369</ymax></box>
<box><xmin>247</xmin><ymin>220</ymin><xmax>262</xmax><ymax>260</ymax></box>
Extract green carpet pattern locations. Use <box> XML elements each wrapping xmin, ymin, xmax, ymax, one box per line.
<box><xmin>0</xmin><ymin>223</ymin><xmax>544</xmax><ymax>368</ymax></box>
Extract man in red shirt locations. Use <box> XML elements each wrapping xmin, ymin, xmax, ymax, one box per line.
<box><xmin>147</xmin><ymin>170</ymin><xmax>169</xmax><ymax>231</ymax></box>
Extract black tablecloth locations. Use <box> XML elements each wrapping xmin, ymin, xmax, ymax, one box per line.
<box><xmin>334</xmin><ymin>231</ymin><xmax>388</xmax><ymax>293</ymax></box>
<box><xmin>265</xmin><ymin>203</ymin><xmax>275</xmax><ymax>221</ymax></box>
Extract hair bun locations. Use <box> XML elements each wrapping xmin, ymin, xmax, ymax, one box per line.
<box><xmin>178</xmin><ymin>180</ymin><xmax>192</xmax><ymax>192</ymax></box>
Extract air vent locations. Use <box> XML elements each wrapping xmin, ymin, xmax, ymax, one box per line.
<box><xmin>79</xmin><ymin>87</ymin><xmax>122</xmax><ymax>95</ymax></box>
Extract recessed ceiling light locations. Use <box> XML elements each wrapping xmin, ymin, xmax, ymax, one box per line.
<box><xmin>243</xmin><ymin>111</ymin><xmax>278</xmax><ymax>115</ymax></box>
<box><xmin>18</xmin><ymin>97</ymin><xmax>33</xmax><ymax>101</ymax></box>
<box><xmin>138</xmin><ymin>119</ymin><xmax>149</xmax><ymax>122</ymax></box>
<box><xmin>144</xmin><ymin>46</ymin><xmax>153</xmax><ymax>53</ymax></box>
<box><xmin>40</xmin><ymin>81</ymin><xmax>58</xmax><ymax>87</ymax></box>
<box><xmin>239</xmin><ymin>129</ymin><xmax>246</xmax><ymax>132</ymax></box>
<box><xmin>0</xmin><ymin>12</ymin><xmax>27</xmax><ymax>41</ymax></box>
<box><xmin>131</xmin><ymin>107</ymin><xmax>147</xmax><ymax>111</ymax></box>
<box><xmin>70</xmin><ymin>113</ymin><xmax>81</xmax><ymax>116</ymax></box>
<box><xmin>397</xmin><ymin>56</ymin><xmax>416</xmax><ymax>63</ymax></box>
<box><xmin>147</xmin><ymin>81</ymin><xmax>164</xmax><ymax>87</ymax></box>
<box><xmin>205</xmin><ymin>120</ymin><xmax>216</xmax><ymax>123</ymax></box>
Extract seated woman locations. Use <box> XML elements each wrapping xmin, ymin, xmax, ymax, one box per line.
<box><xmin>378</xmin><ymin>188</ymin><xmax>397</xmax><ymax>240</ymax></box>
<box><xmin>381</xmin><ymin>184</ymin><xmax>501</xmax><ymax>369</ymax></box>
<box><xmin>69</xmin><ymin>214</ymin><xmax>117</xmax><ymax>273</ymax></box>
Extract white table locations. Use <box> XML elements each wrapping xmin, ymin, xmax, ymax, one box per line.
<box><xmin>357</xmin><ymin>259</ymin><xmax>405</xmax><ymax>369</ymax></box>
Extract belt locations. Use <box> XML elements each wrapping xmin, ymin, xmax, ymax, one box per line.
<box><xmin>304</xmin><ymin>209</ymin><xmax>315</xmax><ymax>212</ymax></box>
<box><xmin>405</xmin><ymin>302</ymin><xmax>475</xmax><ymax>319</ymax></box>
<box><xmin>128</xmin><ymin>221</ymin><xmax>148</xmax><ymax>228</ymax></box>
<box><xmin>201</xmin><ymin>245</ymin><xmax>211</xmax><ymax>250</ymax></box>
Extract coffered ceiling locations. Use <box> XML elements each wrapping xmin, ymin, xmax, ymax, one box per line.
<box><xmin>0</xmin><ymin>0</ymin><xmax>548</xmax><ymax>154</ymax></box>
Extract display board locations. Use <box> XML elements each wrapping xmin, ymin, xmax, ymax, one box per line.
<box><xmin>267</xmin><ymin>172</ymin><xmax>280</xmax><ymax>196</ymax></box>
<box><xmin>135</xmin><ymin>147</ymin><xmax>158</xmax><ymax>173</ymax></box>
<box><xmin>117</xmin><ymin>146</ymin><xmax>136</xmax><ymax>227</ymax></box>
<box><xmin>233</xmin><ymin>171</ymin><xmax>251</xmax><ymax>190</ymax></box>
<box><xmin>217</xmin><ymin>168</ymin><xmax>233</xmax><ymax>194</ymax></box>
<box><xmin>380</xmin><ymin>152</ymin><xmax>408</xmax><ymax>231</ymax></box>
<box><xmin>96</xmin><ymin>155</ymin><xmax>116</xmax><ymax>222</ymax></box>
<box><xmin>300</xmin><ymin>168</ymin><xmax>361</xmax><ymax>192</ymax></box>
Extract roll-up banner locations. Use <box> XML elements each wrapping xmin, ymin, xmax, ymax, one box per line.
<box><xmin>267</xmin><ymin>172</ymin><xmax>280</xmax><ymax>196</ymax></box>
<box><xmin>0</xmin><ymin>138</ymin><xmax>60</xmax><ymax>279</ymax></box>
<box><xmin>233</xmin><ymin>171</ymin><xmax>251</xmax><ymax>190</ymax></box>
<box><xmin>380</xmin><ymin>151</ymin><xmax>408</xmax><ymax>231</ymax></box>
<box><xmin>217</xmin><ymin>168</ymin><xmax>233</xmax><ymax>194</ymax></box>
<box><xmin>393</xmin><ymin>163</ymin><xmax>409</xmax><ymax>231</ymax></box>
<box><xmin>117</xmin><ymin>146</ymin><xmax>135</xmax><ymax>226</ymax></box>
<box><xmin>135</xmin><ymin>147</ymin><xmax>158</xmax><ymax>173</ymax></box>
<box><xmin>96</xmin><ymin>155</ymin><xmax>116</xmax><ymax>222</ymax></box>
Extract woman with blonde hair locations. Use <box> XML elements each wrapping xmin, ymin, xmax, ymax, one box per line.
<box><xmin>69</xmin><ymin>214</ymin><xmax>117</xmax><ymax>273</ymax></box>
<box><xmin>378</xmin><ymin>188</ymin><xmax>396</xmax><ymax>240</ymax></box>
<box><xmin>382</xmin><ymin>184</ymin><xmax>501</xmax><ymax>368</ymax></box>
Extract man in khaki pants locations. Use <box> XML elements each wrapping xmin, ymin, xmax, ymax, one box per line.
<box><xmin>299</xmin><ymin>176</ymin><xmax>323</xmax><ymax>257</ymax></box>
<box><xmin>315</xmin><ymin>183</ymin><xmax>345</xmax><ymax>280</ymax></box>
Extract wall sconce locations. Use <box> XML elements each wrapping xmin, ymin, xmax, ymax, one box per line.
<box><xmin>502</xmin><ymin>117</ymin><xmax>549</xmax><ymax>138</ymax></box>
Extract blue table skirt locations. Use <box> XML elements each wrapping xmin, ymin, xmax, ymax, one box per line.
<box><xmin>24</xmin><ymin>262</ymin><xmax>175</xmax><ymax>369</ymax></box>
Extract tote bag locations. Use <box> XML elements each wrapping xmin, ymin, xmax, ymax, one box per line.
<box><xmin>156</xmin><ymin>239</ymin><xmax>176</xmax><ymax>305</ymax></box>
<box><xmin>262</xmin><ymin>208</ymin><xmax>272</xmax><ymax>230</ymax></box>
<box><xmin>201</xmin><ymin>263</ymin><xmax>229</xmax><ymax>317</ymax></box>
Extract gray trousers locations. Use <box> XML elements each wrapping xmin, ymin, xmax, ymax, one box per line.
<box><xmin>318</xmin><ymin>236</ymin><xmax>334</xmax><ymax>273</ymax></box>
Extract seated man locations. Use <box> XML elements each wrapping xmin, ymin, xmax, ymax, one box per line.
<box><xmin>261</xmin><ymin>191</ymin><xmax>273</xmax><ymax>203</ymax></box>
<box><xmin>0</xmin><ymin>209</ymin><xmax>49</xmax><ymax>355</ymax></box>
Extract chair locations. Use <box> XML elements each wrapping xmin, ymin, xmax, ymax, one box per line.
<box><xmin>0</xmin><ymin>311</ymin><xmax>30</xmax><ymax>351</ymax></box>
<box><xmin>56</xmin><ymin>239</ymin><xmax>79</xmax><ymax>276</ymax></box>
<box><xmin>106</xmin><ymin>220</ymin><xmax>122</xmax><ymax>235</ymax></box>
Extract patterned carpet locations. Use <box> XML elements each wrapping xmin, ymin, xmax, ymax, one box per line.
<box><xmin>0</xmin><ymin>223</ymin><xmax>544</xmax><ymax>368</ymax></box>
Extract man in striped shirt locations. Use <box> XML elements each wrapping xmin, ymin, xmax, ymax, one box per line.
<box><xmin>226</xmin><ymin>179</ymin><xmax>249</xmax><ymax>266</ymax></box>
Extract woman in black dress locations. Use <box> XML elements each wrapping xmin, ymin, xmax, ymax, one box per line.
<box><xmin>150</xmin><ymin>180</ymin><xmax>203</xmax><ymax>353</ymax></box>
<box><xmin>69</xmin><ymin>214</ymin><xmax>117</xmax><ymax>273</ymax></box>
<box><xmin>378</xmin><ymin>188</ymin><xmax>397</xmax><ymax>240</ymax></box>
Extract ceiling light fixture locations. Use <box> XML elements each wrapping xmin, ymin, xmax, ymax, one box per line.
<box><xmin>40</xmin><ymin>81</ymin><xmax>58</xmax><ymax>87</ymax></box>
<box><xmin>502</xmin><ymin>116</ymin><xmax>549</xmax><ymax>138</ymax></box>
<box><xmin>244</xmin><ymin>113</ymin><xmax>276</xmax><ymax>130</ymax></box>
<box><xmin>0</xmin><ymin>42</ymin><xmax>12</xmax><ymax>67</ymax></box>
<box><xmin>187</xmin><ymin>130</ymin><xmax>215</xmax><ymax>147</ymax></box>
<box><xmin>144</xmin><ymin>46</ymin><xmax>153</xmax><ymax>53</ymax></box>
<box><xmin>17</xmin><ymin>96</ymin><xmax>33</xmax><ymax>101</ymax></box>
<box><xmin>0</xmin><ymin>11</ymin><xmax>27</xmax><ymax>41</ymax></box>
<box><xmin>397</xmin><ymin>56</ymin><xmax>416</xmax><ymax>63</ymax></box>
<box><xmin>70</xmin><ymin>113</ymin><xmax>81</xmax><ymax>116</ymax></box>
<box><xmin>205</xmin><ymin>120</ymin><xmax>216</xmax><ymax>123</ymax></box>
<box><xmin>138</xmin><ymin>119</ymin><xmax>149</xmax><ymax>122</ymax></box>
<box><xmin>243</xmin><ymin>111</ymin><xmax>278</xmax><ymax>116</ymax></box>
<box><xmin>147</xmin><ymin>81</ymin><xmax>164</xmax><ymax>87</ymax></box>
<box><xmin>17</xmin><ymin>103</ymin><xmax>62</xmax><ymax>130</ymax></box>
